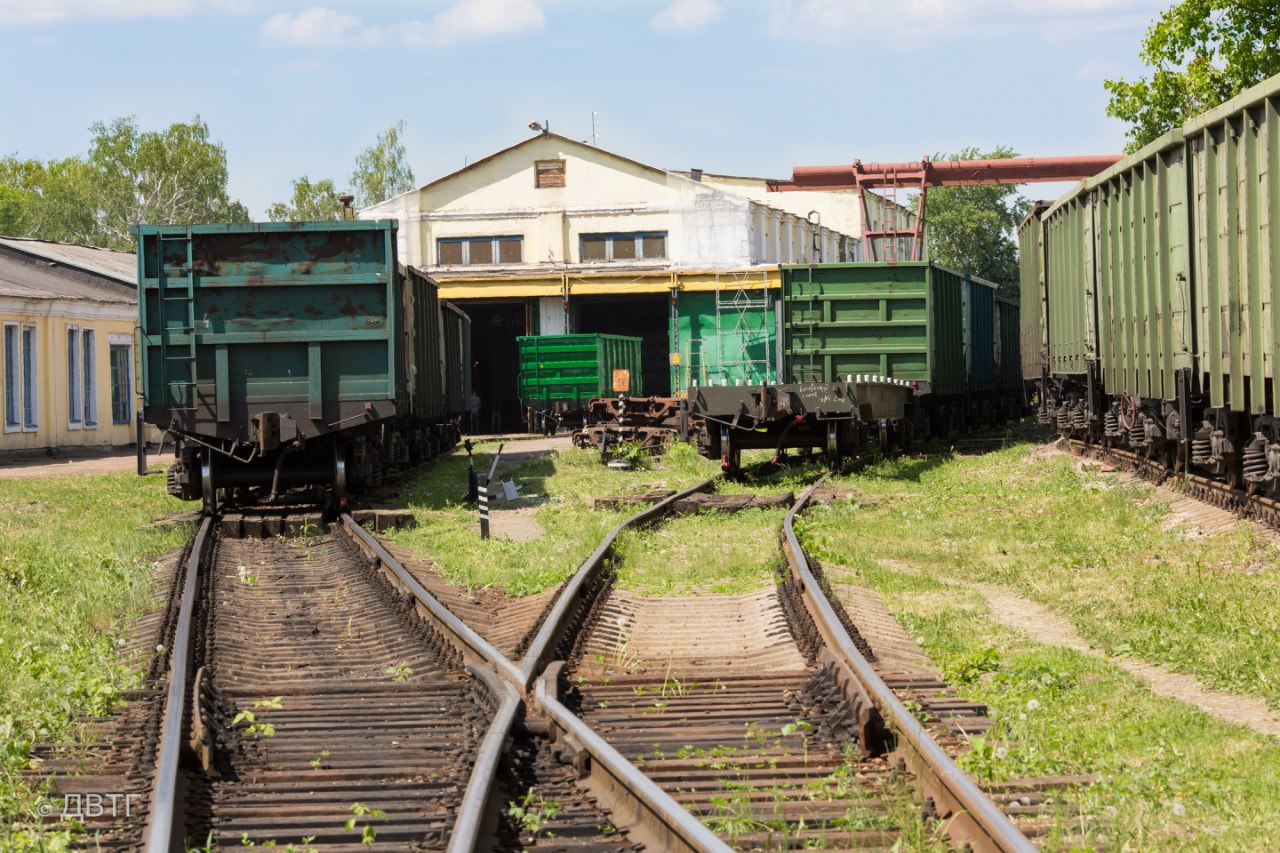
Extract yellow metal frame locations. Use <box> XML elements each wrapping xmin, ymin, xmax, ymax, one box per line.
<box><xmin>436</xmin><ymin>268</ymin><xmax>781</xmax><ymax>301</ymax></box>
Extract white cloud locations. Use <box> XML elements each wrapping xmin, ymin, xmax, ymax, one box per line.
<box><xmin>0</xmin><ymin>0</ymin><xmax>247</xmax><ymax>26</ymax></box>
<box><xmin>402</xmin><ymin>0</ymin><xmax>545</xmax><ymax>47</ymax></box>
<box><xmin>765</xmin><ymin>0</ymin><xmax>1164</xmax><ymax>46</ymax></box>
<box><xmin>261</xmin><ymin>7</ymin><xmax>380</xmax><ymax>47</ymax></box>
<box><xmin>649</xmin><ymin>0</ymin><xmax>724</xmax><ymax>32</ymax></box>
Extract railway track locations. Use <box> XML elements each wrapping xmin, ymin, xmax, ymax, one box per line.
<box><xmin>128</xmin><ymin>510</ymin><xmax>524</xmax><ymax>852</ymax></box>
<box><xmin>46</xmin><ymin>466</ymin><xmax>1071</xmax><ymax>851</ymax></box>
<box><xmin>514</xmin><ymin>477</ymin><xmax>1071</xmax><ymax>851</ymax></box>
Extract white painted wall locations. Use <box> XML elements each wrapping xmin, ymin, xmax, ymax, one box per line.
<box><xmin>360</xmin><ymin>135</ymin><xmax>861</xmax><ymax>273</ymax></box>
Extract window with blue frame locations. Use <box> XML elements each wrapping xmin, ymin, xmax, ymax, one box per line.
<box><xmin>437</xmin><ymin>236</ymin><xmax>523</xmax><ymax>266</ymax></box>
<box><xmin>580</xmin><ymin>232</ymin><xmax>667</xmax><ymax>262</ymax></box>
<box><xmin>5</xmin><ymin>323</ymin><xmax>38</xmax><ymax>431</ymax></box>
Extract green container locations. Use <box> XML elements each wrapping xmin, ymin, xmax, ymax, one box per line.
<box><xmin>779</xmin><ymin>262</ymin><xmax>967</xmax><ymax>396</ymax></box>
<box><xmin>670</xmin><ymin>291</ymin><xmax>777</xmax><ymax>394</ymax></box>
<box><xmin>995</xmin><ymin>297</ymin><xmax>1022</xmax><ymax>391</ymax></box>
<box><xmin>517</xmin><ymin>334</ymin><xmax>643</xmax><ymax>408</ymax></box>
<box><xmin>965</xmin><ymin>275</ymin><xmax>998</xmax><ymax>394</ymax></box>
<box><xmin>136</xmin><ymin>221</ymin><xmax>404</xmax><ymax>440</ymax></box>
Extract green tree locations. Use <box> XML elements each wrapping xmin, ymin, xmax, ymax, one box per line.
<box><xmin>0</xmin><ymin>156</ymin><xmax>99</xmax><ymax>245</ymax></box>
<box><xmin>267</xmin><ymin>176</ymin><xmax>345</xmax><ymax>222</ymax></box>
<box><xmin>1105</xmin><ymin>0</ymin><xmax>1280</xmax><ymax>152</ymax></box>
<box><xmin>350</xmin><ymin>121</ymin><xmax>415</xmax><ymax>210</ymax></box>
<box><xmin>0</xmin><ymin>117</ymin><xmax>249</xmax><ymax>249</ymax></box>
<box><xmin>923</xmin><ymin>147</ymin><xmax>1030</xmax><ymax>298</ymax></box>
<box><xmin>87</xmin><ymin>116</ymin><xmax>249</xmax><ymax>248</ymax></box>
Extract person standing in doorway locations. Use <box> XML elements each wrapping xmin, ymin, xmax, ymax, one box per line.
<box><xmin>470</xmin><ymin>391</ymin><xmax>482</xmax><ymax>435</ymax></box>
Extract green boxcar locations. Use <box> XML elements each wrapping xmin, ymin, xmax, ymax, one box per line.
<box><xmin>965</xmin><ymin>274</ymin><xmax>998</xmax><ymax>394</ymax></box>
<box><xmin>517</xmin><ymin>334</ymin><xmax>644</xmax><ymax>409</ymax></box>
<box><xmin>137</xmin><ymin>221</ymin><xmax>403</xmax><ymax>439</ymax></box>
<box><xmin>779</xmin><ymin>262</ymin><xmax>968</xmax><ymax>396</ymax></box>
<box><xmin>670</xmin><ymin>291</ymin><xmax>777</xmax><ymax>394</ymax></box>
<box><xmin>996</xmin><ymin>297</ymin><xmax>1022</xmax><ymax>392</ymax></box>
<box><xmin>441</xmin><ymin>300</ymin><xmax>472</xmax><ymax>417</ymax></box>
<box><xmin>1017</xmin><ymin>204</ymin><xmax>1048</xmax><ymax>381</ymax></box>
<box><xmin>1041</xmin><ymin>194</ymin><xmax>1097</xmax><ymax>379</ymax></box>
<box><xmin>1092</xmin><ymin>130</ymin><xmax>1193</xmax><ymax>404</ymax></box>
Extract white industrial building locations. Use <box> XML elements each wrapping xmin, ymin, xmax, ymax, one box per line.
<box><xmin>361</xmin><ymin>130</ymin><xmax>861</xmax><ymax>279</ymax></box>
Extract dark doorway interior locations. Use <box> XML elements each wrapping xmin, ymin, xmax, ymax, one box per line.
<box><xmin>574</xmin><ymin>295</ymin><xmax>671</xmax><ymax>397</ymax></box>
<box><xmin>461</xmin><ymin>300</ymin><xmax>528</xmax><ymax>433</ymax></box>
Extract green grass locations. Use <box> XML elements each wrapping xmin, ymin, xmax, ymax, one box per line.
<box><xmin>0</xmin><ymin>471</ymin><xmax>187</xmax><ymax>846</ymax></box>
<box><xmin>795</xmin><ymin>434</ymin><xmax>1280</xmax><ymax>849</ymax></box>
<box><xmin>805</xmin><ymin>437</ymin><xmax>1280</xmax><ymax>708</ymax></box>
<box><xmin>612</xmin><ymin>508</ymin><xmax>783</xmax><ymax>595</ymax></box>
<box><xmin>385</xmin><ymin>440</ymin><xmax>718</xmax><ymax>595</ymax></box>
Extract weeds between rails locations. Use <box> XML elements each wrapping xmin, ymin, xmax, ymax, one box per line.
<box><xmin>524</xmin><ymin>471</ymin><xmax>1054</xmax><ymax>851</ymax></box>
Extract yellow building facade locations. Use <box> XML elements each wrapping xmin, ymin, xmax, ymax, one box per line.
<box><xmin>0</xmin><ymin>239</ymin><xmax>141</xmax><ymax>453</ymax></box>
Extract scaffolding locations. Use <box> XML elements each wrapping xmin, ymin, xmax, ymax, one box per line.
<box><xmin>712</xmin><ymin>269</ymin><xmax>775</xmax><ymax>385</ymax></box>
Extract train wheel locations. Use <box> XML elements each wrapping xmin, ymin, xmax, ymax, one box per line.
<box><xmin>200</xmin><ymin>448</ymin><xmax>217</xmax><ymax>515</ymax></box>
<box><xmin>825</xmin><ymin>422</ymin><xmax>841</xmax><ymax>469</ymax></box>
<box><xmin>333</xmin><ymin>443</ymin><xmax>349</xmax><ymax>506</ymax></box>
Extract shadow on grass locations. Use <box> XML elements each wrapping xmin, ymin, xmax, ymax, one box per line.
<box><xmin>397</xmin><ymin>443</ymin><xmax>554</xmax><ymax>511</ymax></box>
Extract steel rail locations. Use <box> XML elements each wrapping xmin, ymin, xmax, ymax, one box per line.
<box><xmin>143</xmin><ymin>514</ymin><xmax>214</xmax><ymax>853</ymax></box>
<box><xmin>447</xmin><ymin>663</ymin><xmax>521</xmax><ymax>853</ymax></box>
<box><xmin>782</xmin><ymin>477</ymin><xmax>1038</xmax><ymax>853</ymax></box>
<box><xmin>535</xmin><ymin>664</ymin><xmax>733</xmax><ymax>852</ymax></box>
<box><xmin>340</xmin><ymin>513</ymin><xmax>525</xmax><ymax>687</ymax></box>
<box><xmin>515</xmin><ymin>476</ymin><xmax>717</xmax><ymax>689</ymax></box>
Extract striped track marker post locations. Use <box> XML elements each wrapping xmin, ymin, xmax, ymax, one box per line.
<box><xmin>480</xmin><ymin>443</ymin><xmax>504</xmax><ymax>540</ymax></box>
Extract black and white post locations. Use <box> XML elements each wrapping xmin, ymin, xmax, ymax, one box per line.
<box><xmin>479</xmin><ymin>443</ymin><xmax>504</xmax><ymax>540</ymax></box>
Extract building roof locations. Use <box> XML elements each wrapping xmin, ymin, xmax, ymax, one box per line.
<box><xmin>0</xmin><ymin>238</ymin><xmax>137</xmax><ymax>286</ymax></box>
<box><xmin>364</xmin><ymin>131</ymin><xmax>684</xmax><ymax>214</ymax></box>
<box><xmin>0</xmin><ymin>240</ymin><xmax>136</xmax><ymax>304</ymax></box>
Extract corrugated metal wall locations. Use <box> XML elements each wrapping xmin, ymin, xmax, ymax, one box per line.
<box><xmin>1017</xmin><ymin>210</ymin><xmax>1046</xmax><ymax>381</ymax></box>
<box><xmin>1043</xmin><ymin>195</ymin><xmax>1096</xmax><ymax>378</ymax></box>
<box><xmin>1093</xmin><ymin>138</ymin><xmax>1192</xmax><ymax>403</ymax></box>
<box><xmin>1188</xmin><ymin>88</ymin><xmax>1280</xmax><ymax>414</ymax></box>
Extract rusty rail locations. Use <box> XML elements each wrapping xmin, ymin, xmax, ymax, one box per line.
<box><xmin>535</xmin><ymin>663</ymin><xmax>732</xmax><ymax>852</ymax></box>
<box><xmin>515</xmin><ymin>476</ymin><xmax>717</xmax><ymax>689</ymax></box>
<box><xmin>448</xmin><ymin>664</ymin><xmax>521</xmax><ymax>853</ymax></box>
<box><xmin>143</xmin><ymin>515</ymin><xmax>213</xmax><ymax>853</ymax></box>
<box><xmin>782</xmin><ymin>476</ymin><xmax>1038</xmax><ymax>853</ymax></box>
<box><xmin>143</xmin><ymin>513</ymin><xmax>531</xmax><ymax>852</ymax></box>
<box><xmin>340</xmin><ymin>512</ymin><xmax>525</xmax><ymax>686</ymax></box>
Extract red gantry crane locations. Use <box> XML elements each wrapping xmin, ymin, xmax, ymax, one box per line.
<box><xmin>766</xmin><ymin>155</ymin><xmax>1121</xmax><ymax>262</ymax></box>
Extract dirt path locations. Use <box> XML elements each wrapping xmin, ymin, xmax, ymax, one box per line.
<box><xmin>974</xmin><ymin>582</ymin><xmax>1280</xmax><ymax>739</ymax></box>
<box><xmin>0</xmin><ymin>449</ymin><xmax>167</xmax><ymax>479</ymax></box>
<box><xmin>471</xmin><ymin>435</ymin><xmax>572</xmax><ymax>542</ymax></box>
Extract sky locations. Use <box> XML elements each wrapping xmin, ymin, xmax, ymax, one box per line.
<box><xmin>0</xmin><ymin>0</ymin><xmax>1170</xmax><ymax>220</ymax></box>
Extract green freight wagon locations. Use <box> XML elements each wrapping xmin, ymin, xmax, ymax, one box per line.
<box><xmin>136</xmin><ymin>221</ymin><xmax>466</xmax><ymax>507</ymax></box>
<box><xmin>1017</xmin><ymin>203</ymin><xmax>1049</xmax><ymax>386</ymax></box>
<box><xmin>964</xmin><ymin>273</ymin><xmax>998</xmax><ymax>394</ymax></box>
<box><xmin>670</xmin><ymin>291</ymin><xmax>777</xmax><ymax>394</ymax></box>
<box><xmin>517</xmin><ymin>334</ymin><xmax>644</xmax><ymax>415</ymax></box>
<box><xmin>1024</xmin><ymin>69</ymin><xmax>1280</xmax><ymax>483</ymax></box>
<box><xmin>779</xmin><ymin>262</ymin><xmax>966</xmax><ymax>392</ymax></box>
<box><xmin>995</xmin><ymin>297</ymin><xmax>1022</xmax><ymax>393</ymax></box>
<box><xmin>780</xmin><ymin>262</ymin><xmax>1021</xmax><ymax>429</ymax></box>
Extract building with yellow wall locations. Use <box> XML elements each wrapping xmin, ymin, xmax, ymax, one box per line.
<box><xmin>0</xmin><ymin>238</ymin><xmax>141</xmax><ymax>453</ymax></box>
